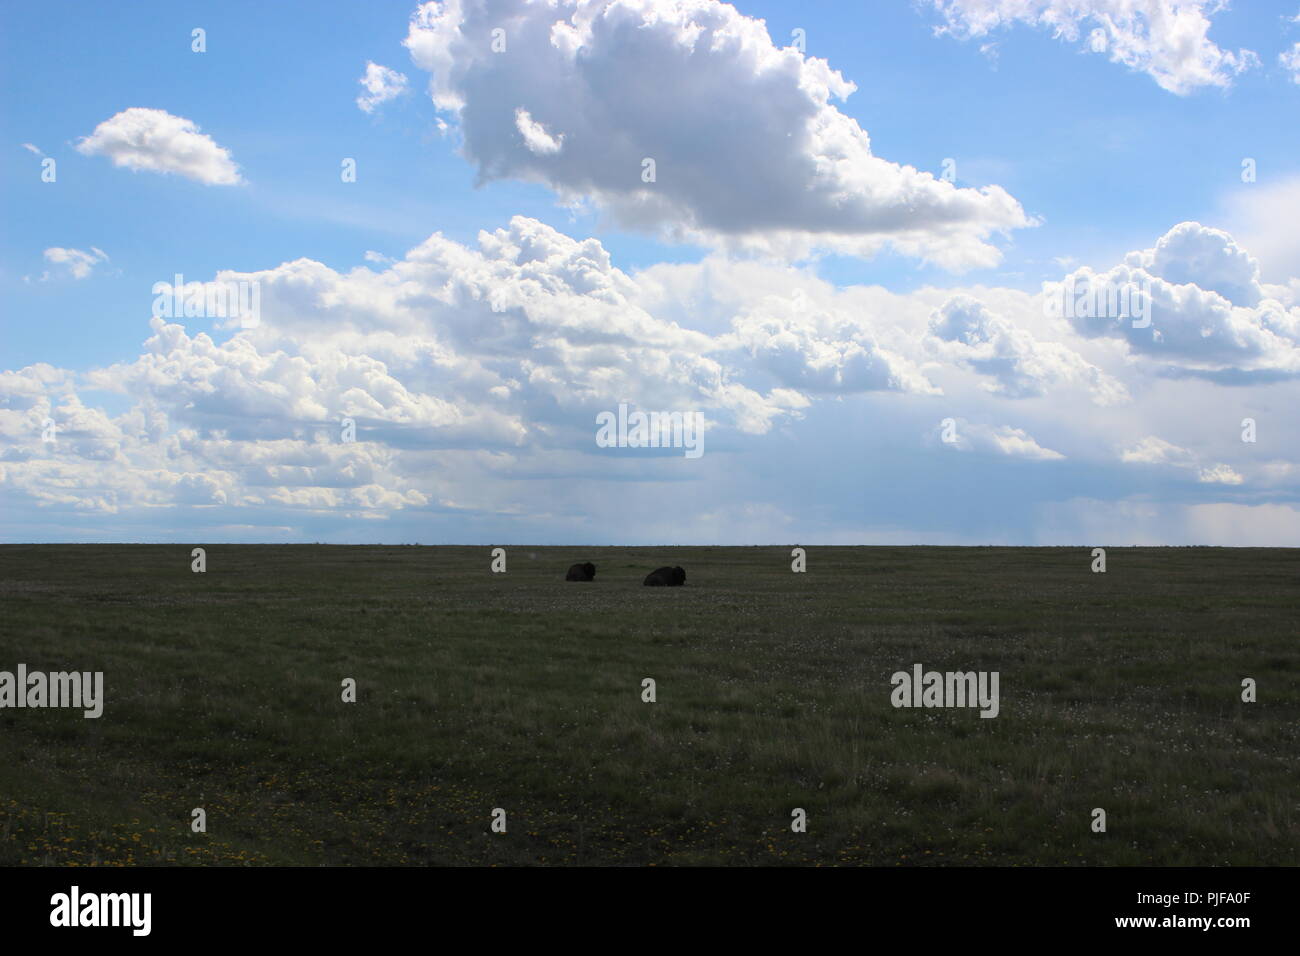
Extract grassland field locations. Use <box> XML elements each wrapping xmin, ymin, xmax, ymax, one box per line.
<box><xmin>0</xmin><ymin>544</ymin><xmax>1296</xmax><ymax>866</ymax></box>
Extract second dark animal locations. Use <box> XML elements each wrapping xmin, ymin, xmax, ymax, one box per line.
<box><xmin>565</xmin><ymin>562</ymin><xmax>596</xmax><ymax>582</ymax></box>
<box><xmin>643</xmin><ymin>566</ymin><xmax>686</xmax><ymax>587</ymax></box>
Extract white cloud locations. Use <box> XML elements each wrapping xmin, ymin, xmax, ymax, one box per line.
<box><xmin>939</xmin><ymin>418</ymin><xmax>1065</xmax><ymax>460</ymax></box>
<box><xmin>76</xmin><ymin>108</ymin><xmax>242</xmax><ymax>185</ymax></box>
<box><xmin>8</xmin><ymin>217</ymin><xmax>1300</xmax><ymax>542</ymax></box>
<box><xmin>404</xmin><ymin>0</ymin><xmax>1031</xmax><ymax>270</ymax></box>
<box><xmin>928</xmin><ymin>0</ymin><xmax>1258</xmax><ymax>94</ymax></box>
<box><xmin>514</xmin><ymin>108</ymin><xmax>563</xmax><ymax>156</ymax></box>
<box><xmin>1121</xmin><ymin>435</ymin><xmax>1194</xmax><ymax>466</ymax></box>
<box><xmin>1124</xmin><ymin>221</ymin><xmax>1264</xmax><ymax>307</ymax></box>
<box><xmin>1050</xmin><ymin>222</ymin><xmax>1300</xmax><ymax>381</ymax></box>
<box><xmin>928</xmin><ymin>294</ymin><xmax>1129</xmax><ymax>404</ymax></box>
<box><xmin>1197</xmin><ymin>462</ymin><xmax>1243</xmax><ymax>484</ymax></box>
<box><xmin>1281</xmin><ymin>42</ymin><xmax>1300</xmax><ymax>83</ymax></box>
<box><xmin>1120</xmin><ymin>436</ymin><xmax>1243</xmax><ymax>485</ymax></box>
<box><xmin>41</xmin><ymin>246</ymin><xmax>108</xmax><ymax>281</ymax></box>
<box><xmin>78</xmin><ymin>217</ymin><xmax>812</xmax><ymax>447</ymax></box>
<box><xmin>357</xmin><ymin>61</ymin><xmax>409</xmax><ymax>113</ymax></box>
<box><xmin>727</xmin><ymin>292</ymin><xmax>938</xmax><ymax>395</ymax></box>
<box><xmin>0</xmin><ymin>217</ymin><xmax>1004</xmax><ymax>519</ymax></box>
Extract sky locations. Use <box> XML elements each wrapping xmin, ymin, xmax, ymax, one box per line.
<box><xmin>3</xmin><ymin>0</ymin><xmax>1300</xmax><ymax>545</ymax></box>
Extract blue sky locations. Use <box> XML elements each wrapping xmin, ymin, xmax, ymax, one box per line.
<box><xmin>3</xmin><ymin>0</ymin><xmax>1300</xmax><ymax>544</ymax></box>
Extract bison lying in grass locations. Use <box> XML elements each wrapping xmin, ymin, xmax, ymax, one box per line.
<box><xmin>643</xmin><ymin>566</ymin><xmax>686</xmax><ymax>587</ymax></box>
<box><xmin>565</xmin><ymin>562</ymin><xmax>596</xmax><ymax>582</ymax></box>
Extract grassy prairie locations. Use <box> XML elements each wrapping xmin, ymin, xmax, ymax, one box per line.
<box><xmin>0</xmin><ymin>544</ymin><xmax>1296</xmax><ymax>866</ymax></box>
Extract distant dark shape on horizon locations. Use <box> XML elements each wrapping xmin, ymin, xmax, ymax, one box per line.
<box><xmin>643</xmin><ymin>566</ymin><xmax>686</xmax><ymax>587</ymax></box>
<box><xmin>565</xmin><ymin>561</ymin><xmax>596</xmax><ymax>582</ymax></box>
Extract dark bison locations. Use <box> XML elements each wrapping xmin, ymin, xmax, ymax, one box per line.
<box><xmin>643</xmin><ymin>566</ymin><xmax>686</xmax><ymax>587</ymax></box>
<box><xmin>565</xmin><ymin>561</ymin><xmax>596</xmax><ymax>582</ymax></box>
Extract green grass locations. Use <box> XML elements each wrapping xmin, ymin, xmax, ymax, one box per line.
<box><xmin>0</xmin><ymin>544</ymin><xmax>1296</xmax><ymax>866</ymax></box>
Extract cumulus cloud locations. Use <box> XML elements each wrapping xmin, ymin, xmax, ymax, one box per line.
<box><xmin>60</xmin><ymin>217</ymin><xmax>822</xmax><ymax>473</ymax></box>
<box><xmin>40</xmin><ymin>246</ymin><xmax>108</xmax><ymax>281</ymax></box>
<box><xmin>5</xmin><ymin>219</ymin><xmax>806</xmax><ymax>520</ymax></box>
<box><xmin>1123</xmin><ymin>221</ymin><xmax>1264</xmax><ymax>307</ymax></box>
<box><xmin>357</xmin><ymin>61</ymin><xmax>410</xmax><ymax>113</ymax></box>
<box><xmin>7</xmin><ymin>217</ymin><xmax>1298</xmax><ymax>541</ymax></box>
<box><xmin>726</xmin><ymin>291</ymin><xmax>938</xmax><ymax>395</ymax></box>
<box><xmin>1048</xmin><ymin>222</ymin><xmax>1300</xmax><ymax>381</ymax></box>
<box><xmin>0</xmin><ymin>216</ymin><xmax>1027</xmax><ymax>521</ymax></box>
<box><xmin>928</xmin><ymin>294</ymin><xmax>1128</xmax><ymax>404</ymax></box>
<box><xmin>404</xmin><ymin>0</ymin><xmax>1031</xmax><ymax>269</ymax></box>
<box><xmin>928</xmin><ymin>0</ymin><xmax>1258</xmax><ymax>94</ymax></box>
<box><xmin>76</xmin><ymin>108</ymin><xmax>242</xmax><ymax>185</ymax></box>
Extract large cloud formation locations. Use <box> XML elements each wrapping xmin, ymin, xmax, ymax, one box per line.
<box><xmin>927</xmin><ymin>0</ymin><xmax>1258</xmax><ymax>94</ymax></box>
<box><xmin>3</xmin><ymin>218</ymin><xmax>1298</xmax><ymax>543</ymax></box>
<box><xmin>403</xmin><ymin>0</ymin><xmax>1032</xmax><ymax>269</ymax></box>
